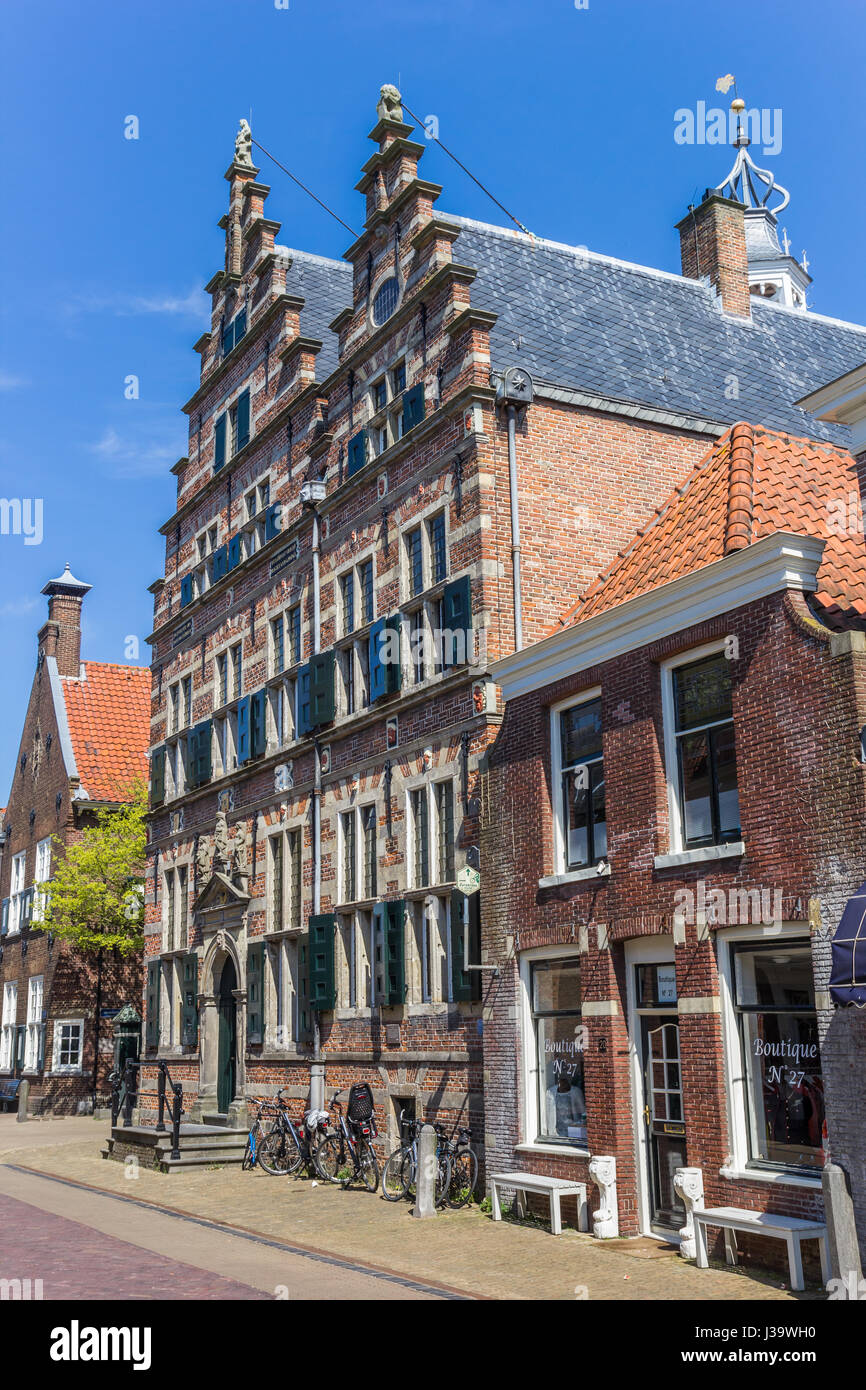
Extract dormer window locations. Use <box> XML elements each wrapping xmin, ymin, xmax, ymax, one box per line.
<box><xmin>373</xmin><ymin>277</ymin><xmax>399</xmax><ymax>326</ymax></box>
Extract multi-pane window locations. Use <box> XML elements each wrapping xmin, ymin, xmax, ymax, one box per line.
<box><xmin>341</xmin><ymin>648</ymin><xmax>355</xmax><ymax>716</ymax></box>
<box><xmin>671</xmin><ymin>653</ymin><xmax>740</xmax><ymax>848</ymax></box>
<box><xmin>406</xmin><ymin>527</ymin><xmax>424</xmax><ymax>597</ymax></box>
<box><xmin>54</xmin><ymin>1020</ymin><xmax>83</xmax><ymax>1071</ymax></box>
<box><xmin>287</xmin><ymin>829</ymin><xmax>302</xmax><ymax>928</ymax></box>
<box><xmin>429</xmin><ymin>513</ymin><xmax>447</xmax><ymax>585</ymax></box>
<box><xmin>392</xmin><ymin>361</ymin><xmax>406</xmax><ymax>396</ymax></box>
<box><xmin>373</xmin><ymin>378</ymin><xmax>387</xmax><ymax>412</ymax></box>
<box><xmin>559</xmin><ymin>698</ymin><xmax>606</xmax><ymax>869</ymax></box>
<box><xmin>24</xmin><ymin>976</ymin><xmax>43</xmax><ymax>1070</ymax></box>
<box><xmin>231</xmin><ymin>643</ymin><xmax>243</xmax><ymax>699</ymax></box>
<box><xmin>341</xmin><ymin>811</ymin><xmax>357</xmax><ymax>904</ymax></box>
<box><xmin>270</xmin><ymin>829</ymin><xmax>302</xmax><ymax>931</ymax></box>
<box><xmin>32</xmin><ymin>837</ymin><xmax>51</xmax><ymax>924</ymax></box>
<box><xmin>359</xmin><ymin>559</ymin><xmax>374</xmax><ymax>626</ymax></box>
<box><xmin>288</xmin><ymin>605</ymin><xmax>302</xmax><ymax>666</ymax></box>
<box><xmin>9</xmin><ymin>851</ymin><xmax>25</xmax><ymax>933</ymax></box>
<box><xmin>1</xmin><ymin>983</ymin><xmax>18</xmax><ymax>1070</ymax></box>
<box><xmin>732</xmin><ymin>944</ymin><xmax>823</xmax><ymax>1171</ymax></box>
<box><xmin>170</xmin><ymin>684</ymin><xmax>180</xmax><ymax>734</ymax></box>
<box><xmin>271</xmin><ymin>835</ymin><xmax>284</xmax><ymax>929</ymax></box>
<box><xmin>217</xmin><ymin>653</ymin><xmax>228</xmax><ymax>707</ymax></box>
<box><xmin>411</xmin><ymin>788</ymin><xmax>430</xmax><ymax>888</ymax></box>
<box><xmin>272</xmin><ymin>616</ymin><xmax>285</xmax><ymax>675</ymax></box>
<box><xmin>182</xmin><ymin>676</ymin><xmax>192</xmax><ymax>728</ymax></box>
<box><xmin>435</xmin><ymin>781</ymin><xmax>455</xmax><ymax>883</ymax></box>
<box><xmin>531</xmin><ymin>959</ymin><xmax>587</xmax><ymax>1147</ymax></box>
<box><xmin>164</xmin><ymin>869</ymin><xmax>176</xmax><ymax>952</ymax></box>
<box><xmin>178</xmin><ymin>866</ymin><xmax>188</xmax><ymax>949</ymax></box>
<box><xmin>341</xmin><ymin>572</ymin><xmax>355</xmax><ymax>635</ymax></box>
<box><xmin>362</xmin><ymin>805</ymin><xmax>377</xmax><ymax>899</ymax></box>
<box><xmin>410</xmin><ymin>609</ymin><xmax>426</xmax><ymax>686</ymax></box>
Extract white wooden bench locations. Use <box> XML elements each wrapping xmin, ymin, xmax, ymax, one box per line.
<box><xmin>489</xmin><ymin>1170</ymin><xmax>589</xmax><ymax>1235</ymax></box>
<box><xmin>693</xmin><ymin>1206</ymin><xmax>829</xmax><ymax>1291</ymax></box>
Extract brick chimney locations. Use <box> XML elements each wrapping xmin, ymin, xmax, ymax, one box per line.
<box><xmin>39</xmin><ymin>564</ymin><xmax>91</xmax><ymax>677</ymax></box>
<box><xmin>675</xmin><ymin>191</ymin><xmax>751</xmax><ymax>319</ymax></box>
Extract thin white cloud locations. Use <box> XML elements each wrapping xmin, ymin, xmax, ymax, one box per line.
<box><xmin>0</xmin><ymin>371</ymin><xmax>30</xmax><ymax>390</ymax></box>
<box><xmin>0</xmin><ymin>596</ymin><xmax>40</xmax><ymax>618</ymax></box>
<box><xmin>90</xmin><ymin>427</ymin><xmax>181</xmax><ymax>479</ymax></box>
<box><xmin>66</xmin><ymin>286</ymin><xmax>208</xmax><ymax>320</ymax></box>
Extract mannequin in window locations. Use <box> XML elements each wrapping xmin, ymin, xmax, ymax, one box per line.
<box><xmin>546</xmin><ymin>1072</ymin><xmax>586</xmax><ymax>1140</ymax></box>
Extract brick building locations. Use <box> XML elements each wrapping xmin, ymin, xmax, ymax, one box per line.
<box><xmin>141</xmin><ymin>88</ymin><xmax>865</xmax><ymax>1166</ymax></box>
<box><xmin>0</xmin><ymin>567</ymin><xmax>150</xmax><ymax>1113</ymax></box>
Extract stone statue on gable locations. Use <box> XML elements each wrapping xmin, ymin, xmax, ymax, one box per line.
<box><xmin>377</xmin><ymin>85</ymin><xmax>403</xmax><ymax>124</ymax></box>
<box><xmin>213</xmin><ymin>812</ymin><xmax>231</xmax><ymax>873</ymax></box>
<box><xmin>235</xmin><ymin>119</ymin><xmax>253</xmax><ymax>168</ymax></box>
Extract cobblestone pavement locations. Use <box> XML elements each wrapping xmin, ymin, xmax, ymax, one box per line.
<box><xmin>0</xmin><ymin>1118</ymin><xmax>821</xmax><ymax>1302</ymax></box>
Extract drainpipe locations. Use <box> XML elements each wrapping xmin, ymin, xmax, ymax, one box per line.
<box><xmin>300</xmin><ymin>480</ymin><xmax>327</xmax><ymax>1111</ymax></box>
<box><xmin>495</xmin><ymin>367</ymin><xmax>534</xmax><ymax>653</ymax></box>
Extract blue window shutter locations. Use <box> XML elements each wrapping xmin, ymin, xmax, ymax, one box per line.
<box><xmin>236</xmin><ymin>696</ymin><xmax>251</xmax><ymax>764</ymax></box>
<box><xmin>368</xmin><ymin>618</ymin><xmax>386</xmax><ymax>702</ymax></box>
<box><xmin>221</xmin><ymin>320</ymin><xmax>234</xmax><ymax>356</ymax></box>
<box><xmin>250</xmin><ymin>689</ymin><xmax>267</xmax><ymax>757</ymax></box>
<box><xmin>180</xmin><ymin>574</ymin><xmax>193</xmax><ymax>609</ymax></box>
<box><xmin>442</xmin><ymin>574</ymin><xmax>472</xmax><ymax>666</ymax></box>
<box><xmin>297</xmin><ymin>665</ymin><xmax>311</xmax><ymax>736</ymax></box>
<box><xmin>347</xmin><ymin>429</ymin><xmax>368</xmax><ymax>477</ymax></box>
<box><xmin>246</xmin><ymin>942</ymin><xmax>264</xmax><ymax>1044</ymax></box>
<box><xmin>236</xmin><ymin>389</ymin><xmax>250</xmax><ymax>452</ymax></box>
<box><xmin>151</xmin><ymin>746</ymin><xmax>165</xmax><ymax>805</ymax></box>
<box><xmin>210</xmin><ymin>545</ymin><xmax>228</xmax><ymax>584</ymax></box>
<box><xmin>265</xmin><ymin>502</ymin><xmax>281</xmax><ymax>541</ymax></box>
<box><xmin>193</xmin><ymin>720</ymin><xmax>212</xmax><ymax>785</ymax></box>
<box><xmin>384</xmin><ymin>615</ymin><xmax>402</xmax><ymax>694</ymax></box>
<box><xmin>227</xmin><ymin>535</ymin><xmax>241</xmax><ymax>571</ymax></box>
<box><xmin>401</xmin><ymin>383</ymin><xmax>425</xmax><ymax>435</ymax></box>
<box><xmin>234</xmin><ymin>308</ymin><xmax>247</xmax><ymax>344</ymax></box>
<box><xmin>214</xmin><ymin>413</ymin><xmax>227</xmax><ymax>471</ymax></box>
<box><xmin>384</xmin><ymin>900</ymin><xmax>406</xmax><ymax>1005</ymax></box>
<box><xmin>181</xmin><ymin>953</ymin><xmax>198</xmax><ymax>1046</ymax></box>
<box><xmin>309</xmin><ymin>913</ymin><xmax>336</xmax><ymax>1011</ymax></box>
<box><xmin>309</xmin><ymin>651</ymin><xmax>335</xmax><ymax>727</ymax></box>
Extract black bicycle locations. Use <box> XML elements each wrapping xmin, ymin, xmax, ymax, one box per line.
<box><xmin>441</xmin><ymin>1125</ymin><xmax>479</xmax><ymax>1208</ymax></box>
<box><xmin>381</xmin><ymin>1110</ymin><xmax>451</xmax><ymax>1204</ymax></box>
<box><xmin>316</xmin><ymin>1089</ymin><xmax>380</xmax><ymax>1192</ymax></box>
<box><xmin>256</xmin><ymin>1090</ymin><xmax>331</xmax><ymax>1177</ymax></box>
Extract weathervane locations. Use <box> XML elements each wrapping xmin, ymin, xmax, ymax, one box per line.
<box><xmin>715</xmin><ymin>94</ymin><xmax>790</xmax><ymax>215</ymax></box>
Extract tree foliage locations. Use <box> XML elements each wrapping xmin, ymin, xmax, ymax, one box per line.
<box><xmin>41</xmin><ymin>777</ymin><xmax>147</xmax><ymax>957</ymax></box>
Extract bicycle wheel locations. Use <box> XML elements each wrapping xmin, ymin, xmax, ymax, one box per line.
<box><xmin>357</xmin><ymin>1138</ymin><xmax>380</xmax><ymax>1193</ymax></box>
<box><xmin>381</xmin><ymin>1146</ymin><xmax>412</xmax><ymax>1200</ymax></box>
<box><xmin>435</xmin><ymin>1151</ymin><xmax>452</xmax><ymax>1206</ymax></box>
<box><xmin>242</xmin><ymin>1129</ymin><xmax>257</xmax><ymax>1171</ymax></box>
<box><xmin>446</xmin><ymin>1148</ymin><xmax>478</xmax><ymax>1208</ymax></box>
<box><xmin>258</xmin><ymin>1124</ymin><xmax>295</xmax><ymax>1175</ymax></box>
<box><xmin>316</xmin><ymin>1133</ymin><xmax>351</xmax><ymax>1184</ymax></box>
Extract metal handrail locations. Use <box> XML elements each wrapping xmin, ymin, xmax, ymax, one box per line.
<box><xmin>109</xmin><ymin>1059</ymin><xmax>140</xmax><ymax>1128</ymax></box>
<box><xmin>155</xmin><ymin>1060</ymin><xmax>184</xmax><ymax>1161</ymax></box>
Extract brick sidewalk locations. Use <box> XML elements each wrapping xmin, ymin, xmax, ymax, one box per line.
<box><xmin>0</xmin><ymin>1126</ymin><xmax>820</xmax><ymax>1302</ymax></box>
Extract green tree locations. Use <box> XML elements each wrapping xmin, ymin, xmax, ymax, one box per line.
<box><xmin>41</xmin><ymin>777</ymin><xmax>147</xmax><ymax>957</ymax></box>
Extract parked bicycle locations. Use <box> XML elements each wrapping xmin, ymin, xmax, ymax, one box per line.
<box><xmin>316</xmin><ymin>1086</ymin><xmax>380</xmax><ymax>1192</ymax></box>
<box><xmin>243</xmin><ymin>1095</ymin><xmax>282</xmax><ymax>1171</ymax></box>
<box><xmin>440</xmin><ymin>1125</ymin><xmax>479</xmax><ymax>1208</ymax></box>
<box><xmin>244</xmin><ymin>1091</ymin><xmax>330</xmax><ymax>1177</ymax></box>
<box><xmin>381</xmin><ymin>1110</ymin><xmax>451</xmax><ymax>1204</ymax></box>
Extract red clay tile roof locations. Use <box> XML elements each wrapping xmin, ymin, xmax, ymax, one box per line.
<box><xmin>557</xmin><ymin>424</ymin><xmax>866</xmax><ymax>632</ymax></box>
<box><xmin>60</xmin><ymin>662</ymin><xmax>151</xmax><ymax>802</ymax></box>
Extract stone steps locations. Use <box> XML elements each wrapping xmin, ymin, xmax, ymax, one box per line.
<box><xmin>102</xmin><ymin>1122</ymin><xmax>249</xmax><ymax>1174</ymax></box>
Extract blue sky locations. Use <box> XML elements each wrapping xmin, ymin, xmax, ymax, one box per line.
<box><xmin>0</xmin><ymin>0</ymin><xmax>864</xmax><ymax>788</ymax></box>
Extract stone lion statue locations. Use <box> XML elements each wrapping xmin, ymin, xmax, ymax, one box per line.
<box><xmin>235</xmin><ymin>119</ymin><xmax>253</xmax><ymax>167</ymax></box>
<box><xmin>377</xmin><ymin>85</ymin><xmax>403</xmax><ymax>123</ymax></box>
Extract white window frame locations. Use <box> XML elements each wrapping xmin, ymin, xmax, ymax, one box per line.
<box><xmin>660</xmin><ymin>639</ymin><xmax>733</xmax><ymax>856</ymax></box>
<box><xmin>432</xmin><ymin>777</ymin><xmax>456</xmax><ymax>886</ymax></box>
<box><xmin>517</xmin><ymin>945</ymin><xmax>588</xmax><ymax>1157</ymax></box>
<box><xmin>32</xmin><ymin>837</ymin><xmax>51</xmax><ymax>924</ymax></box>
<box><xmin>0</xmin><ymin>982</ymin><xmax>18</xmax><ymax>1071</ymax></box>
<box><xmin>717</xmin><ymin>921</ymin><xmax>823</xmax><ymax>1188</ymax></box>
<box><xmin>338</xmin><ymin>808</ymin><xmax>359</xmax><ymax>906</ymax></box>
<box><xmin>24</xmin><ymin>976</ymin><xmax>44</xmax><ymax>1071</ymax></box>
<box><xmin>9</xmin><ymin>851</ymin><xmax>26</xmax><ymax>934</ymax></box>
<box><xmin>52</xmin><ymin>1018</ymin><xmax>84</xmax><ymax>1074</ymax></box>
<box><xmin>266</xmin><ymin>936</ymin><xmax>299</xmax><ymax>1048</ymax></box>
<box><xmin>549</xmin><ymin>686</ymin><xmax>602</xmax><ymax>876</ymax></box>
<box><xmin>406</xmin><ymin>782</ymin><xmax>433</xmax><ymax>890</ymax></box>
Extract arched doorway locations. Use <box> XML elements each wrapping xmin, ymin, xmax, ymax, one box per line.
<box><xmin>217</xmin><ymin>957</ymin><xmax>237</xmax><ymax>1115</ymax></box>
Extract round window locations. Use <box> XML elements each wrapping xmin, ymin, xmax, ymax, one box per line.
<box><xmin>372</xmin><ymin>276</ymin><xmax>399</xmax><ymax>326</ymax></box>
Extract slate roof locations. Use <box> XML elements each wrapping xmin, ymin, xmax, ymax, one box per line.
<box><xmin>60</xmin><ymin>663</ymin><xmax>151</xmax><ymax>803</ymax></box>
<box><xmin>279</xmin><ymin>248</ymin><xmax>352</xmax><ymax>381</ymax></box>
<box><xmin>441</xmin><ymin>216</ymin><xmax>866</xmax><ymax>445</ymax></box>
<box><xmin>561</xmin><ymin>424</ymin><xmax>866</xmax><ymax>632</ymax></box>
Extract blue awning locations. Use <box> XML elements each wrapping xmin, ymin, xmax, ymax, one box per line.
<box><xmin>830</xmin><ymin>881</ymin><xmax>866</xmax><ymax>1007</ymax></box>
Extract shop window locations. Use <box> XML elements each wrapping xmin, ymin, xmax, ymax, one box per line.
<box><xmin>669</xmin><ymin>651</ymin><xmax>740</xmax><ymax>848</ymax></box>
<box><xmin>732</xmin><ymin>943</ymin><xmax>824</xmax><ymax>1171</ymax></box>
<box><xmin>557</xmin><ymin>697</ymin><xmax>606</xmax><ymax>870</ymax></box>
<box><xmin>530</xmin><ymin>958</ymin><xmax>587</xmax><ymax>1147</ymax></box>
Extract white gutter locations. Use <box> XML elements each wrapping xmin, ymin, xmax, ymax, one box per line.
<box><xmin>491</xmin><ymin>531</ymin><xmax>826</xmax><ymax>702</ymax></box>
<box><xmin>47</xmin><ymin>656</ymin><xmax>80</xmax><ymax>784</ymax></box>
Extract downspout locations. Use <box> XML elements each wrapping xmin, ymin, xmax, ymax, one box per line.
<box><xmin>300</xmin><ymin>480</ymin><xmax>327</xmax><ymax>1111</ymax></box>
<box><xmin>506</xmin><ymin>403</ymin><xmax>524</xmax><ymax>652</ymax></box>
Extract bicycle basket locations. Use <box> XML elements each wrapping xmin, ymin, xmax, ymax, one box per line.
<box><xmin>347</xmin><ymin>1082</ymin><xmax>375</xmax><ymax>1122</ymax></box>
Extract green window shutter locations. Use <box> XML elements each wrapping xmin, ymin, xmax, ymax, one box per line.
<box><xmin>222</xmin><ymin>320</ymin><xmax>234</xmax><ymax>357</ymax></box>
<box><xmin>181</xmin><ymin>953</ymin><xmax>199</xmax><ymax>1046</ymax></box>
<box><xmin>21</xmin><ymin>888</ymin><xmax>33</xmax><ymax>928</ymax></box>
<box><xmin>401</xmin><ymin>383</ymin><xmax>425</xmax><ymax>435</ymax></box>
<box><xmin>384</xmin><ymin>899</ymin><xmax>406</xmax><ymax>1005</ymax></box>
<box><xmin>151</xmin><ymin>746</ymin><xmax>165</xmax><ymax>805</ymax></box>
<box><xmin>37</xmin><ymin>1021</ymin><xmax>46</xmax><ymax>1071</ymax></box>
<box><xmin>296</xmin><ymin>665</ymin><xmax>311</xmax><ymax>737</ymax></box>
<box><xmin>193</xmin><ymin>720</ymin><xmax>212</xmax><ymax>786</ymax></box>
<box><xmin>442</xmin><ymin>574</ymin><xmax>473</xmax><ymax>667</ymax></box>
<box><xmin>146</xmin><ymin>962</ymin><xmax>160</xmax><ymax>1048</ymax></box>
<box><xmin>385</xmin><ymin>615</ymin><xmax>402</xmax><ymax>694</ymax></box>
<box><xmin>180</xmin><ymin>574</ymin><xmax>193</xmax><ymax>609</ymax></box>
<box><xmin>247</xmin><ymin>941</ymin><xmax>264</xmax><ymax>1044</ymax></box>
<box><xmin>236</xmin><ymin>696</ymin><xmax>251</xmax><ymax>764</ymax></box>
<box><xmin>298</xmin><ymin>936</ymin><xmax>313</xmax><ymax>1043</ymax></box>
<box><xmin>347</xmin><ymin>428</ymin><xmax>368</xmax><ymax>477</ymax></box>
<box><xmin>309</xmin><ymin>912</ymin><xmax>336</xmax><ymax>1011</ymax></box>
<box><xmin>234</xmin><ymin>308</ymin><xmax>247</xmax><ymax>344</ymax></box>
<box><xmin>250</xmin><ymin>689</ymin><xmax>268</xmax><ymax>757</ymax></box>
<box><xmin>236</xmin><ymin>389</ymin><xmax>250</xmax><ymax>452</ymax></box>
<box><xmin>310</xmin><ymin>650</ymin><xmax>335</xmax><ymax>726</ymax></box>
<box><xmin>450</xmin><ymin>890</ymin><xmax>481</xmax><ymax>1002</ymax></box>
<box><xmin>214</xmin><ymin>413</ymin><xmax>227</xmax><ymax>471</ymax></box>
<box><xmin>265</xmin><ymin>502</ymin><xmax>281</xmax><ymax>541</ymax></box>
<box><xmin>1</xmin><ymin>899</ymin><xmax>9</xmax><ymax>936</ymax></box>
